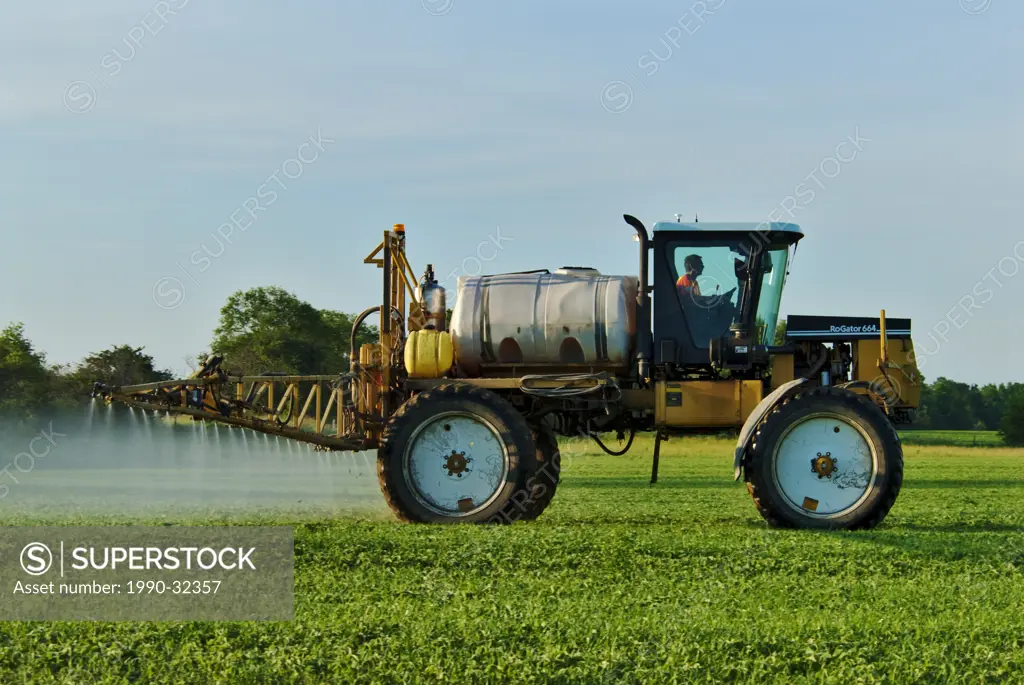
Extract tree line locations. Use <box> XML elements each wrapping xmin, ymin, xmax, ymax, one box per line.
<box><xmin>2</xmin><ymin>289</ymin><xmax>1022</xmax><ymax>444</ymax></box>
<box><xmin>917</xmin><ymin>378</ymin><xmax>1024</xmax><ymax>444</ymax></box>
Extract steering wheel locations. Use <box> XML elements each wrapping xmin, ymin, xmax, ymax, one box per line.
<box><xmin>697</xmin><ymin>287</ymin><xmax>736</xmax><ymax>307</ymax></box>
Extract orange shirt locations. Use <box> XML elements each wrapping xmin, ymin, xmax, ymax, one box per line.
<box><xmin>677</xmin><ymin>274</ymin><xmax>701</xmax><ymax>295</ymax></box>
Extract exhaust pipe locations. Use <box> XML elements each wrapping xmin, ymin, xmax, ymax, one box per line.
<box><xmin>623</xmin><ymin>214</ymin><xmax>652</xmax><ymax>384</ymax></box>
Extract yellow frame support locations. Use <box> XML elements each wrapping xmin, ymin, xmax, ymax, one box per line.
<box><xmin>359</xmin><ymin>224</ymin><xmax>422</xmax><ymax>433</ymax></box>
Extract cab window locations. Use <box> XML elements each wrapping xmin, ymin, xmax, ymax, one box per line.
<box><xmin>671</xmin><ymin>246</ymin><xmax>742</xmax><ymax>349</ymax></box>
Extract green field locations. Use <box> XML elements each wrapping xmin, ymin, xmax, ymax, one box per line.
<box><xmin>897</xmin><ymin>430</ymin><xmax>1005</xmax><ymax>447</ymax></box>
<box><xmin>2</xmin><ymin>435</ymin><xmax>1024</xmax><ymax>684</ymax></box>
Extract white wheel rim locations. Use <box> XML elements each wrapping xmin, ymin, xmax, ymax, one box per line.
<box><xmin>403</xmin><ymin>411</ymin><xmax>510</xmax><ymax>517</ymax></box>
<box><xmin>771</xmin><ymin>412</ymin><xmax>877</xmax><ymax>518</ymax></box>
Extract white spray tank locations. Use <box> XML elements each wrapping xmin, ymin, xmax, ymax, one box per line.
<box><xmin>449</xmin><ymin>268</ymin><xmax>638</xmax><ymax>376</ymax></box>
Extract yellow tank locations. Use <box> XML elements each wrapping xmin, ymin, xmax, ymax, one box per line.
<box><xmin>404</xmin><ymin>329</ymin><xmax>454</xmax><ymax>379</ymax></box>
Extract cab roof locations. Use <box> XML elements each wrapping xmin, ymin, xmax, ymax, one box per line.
<box><xmin>651</xmin><ymin>220</ymin><xmax>804</xmax><ymax>249</ymax></box>
<box><xmin>653</xmin><ymin>220</ymin><xmax>803</xmax><ymax>236</ymax></box>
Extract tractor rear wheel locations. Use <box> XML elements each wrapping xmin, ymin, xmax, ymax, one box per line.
<box><xmin>378</xmin><ymin>383</ymin><xmax>535</xmax><ymax>523</ymax></box>
<box><xmin>516</xmin><ymin>425</ymin><xmax>561</xmax><ymax>521</ymax></box>
<box><xmin>744</xmin><ymin>387</ymin><xmax>903</xmax><ymax>530</ymax></box>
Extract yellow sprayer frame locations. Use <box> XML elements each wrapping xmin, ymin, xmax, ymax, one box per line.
<box><xmin>97</xmin><ymin>225</ymin><xmax>421</xmax><ymax>451</ymax></box>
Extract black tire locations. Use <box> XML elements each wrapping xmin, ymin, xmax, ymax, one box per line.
<box><xmin>515</xmin><ymin>425</ymin><xmax>561</xmax><ymax>522</ymax></box>
<box><xmin>744</xmin><ymin>387</ymin><xmax>903</xmax><ymax>530</ymax></box>
<box><xmin>378</xmin><ymin>383</ymin><xmax>535</xmax><ymax>523</ymax></box>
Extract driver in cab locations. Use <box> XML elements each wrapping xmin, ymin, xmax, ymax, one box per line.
<box><xmin>676</xmin><ymin>254</ymin><xmax>704</xmax><ymax>297</ymax></box>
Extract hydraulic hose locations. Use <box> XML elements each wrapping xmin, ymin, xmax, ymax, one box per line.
<box><xmin>350</xmin><ymin>306</ymin><xmax>382</xmax><ymax>365</ymax></box>
<box><xmin>349</xmin><ymin>305</ymin><xmax>405</xmax><ymax>366</ymax></box>
<box><xmin>801</xmin><ymin>343</ymin><xmax>830</xmax><ymax>381</ymax></box>
<box><xmin>590</xmin><ymin>428</ymin><xmax>636</xmax><ymax>456</ymax></box>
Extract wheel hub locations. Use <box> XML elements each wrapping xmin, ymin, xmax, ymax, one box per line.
<box><xmin>811</xmin><ymin>452</ymin><xmax>838</xmax><ymax>479</ymax></box>
<box><xmin>444</xmin><ymin>450</ymin><xmax>471</xmax><ymax>477</ymax></box>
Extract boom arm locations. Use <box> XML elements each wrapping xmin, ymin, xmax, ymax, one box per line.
<box><xmin>95</xmin><ymin>224</ymin><xmax>422</xmax><ymax>451</ymax></box>
<box><xmin>92</xmin><ymin>359</ymin><xmax>374</xmax><ymax>451</ymax></box>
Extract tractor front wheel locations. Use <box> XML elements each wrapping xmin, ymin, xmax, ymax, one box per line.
<box><xmin>745</xmin><ymin>387</ymin><xmax>903</xmax><ymax>530</ymax></box>
<box><xmin>378</xmin><ymin>383</ymin><xmax>535</xmax><ymax>523</ymax></box>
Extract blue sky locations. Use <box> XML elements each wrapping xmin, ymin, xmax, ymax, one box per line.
<box><xmin>1</xmin><ymin>0</ymin><xmax>1020</xmax><ymax>383</ymax></box>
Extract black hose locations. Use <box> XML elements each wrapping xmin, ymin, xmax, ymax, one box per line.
<box><xmin>800</xmin><ymin>343</ymin><xmax>830</xmax><ymax>380</ymax></box>
<box><xmin>349</xmin><ymin>305</ymin><xmax>405</xmax><ymax>369</ymax></box>
<box><xmin>590</xmin><ymin>429</ymin><xmax>636</xmax><ymax>456</ymax></box>
<box><xmin>350</xmin><ymin>306</ymin><xmax>382</xmax><ymax>365</ymax></box>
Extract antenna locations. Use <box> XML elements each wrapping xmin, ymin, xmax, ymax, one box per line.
<box><xmin>694</xmin><ymin>213</ymin><xmax>699</xmax><ymax>223</ymax></box>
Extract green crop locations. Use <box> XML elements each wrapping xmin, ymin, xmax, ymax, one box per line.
<box><xmin>1</xmin><ymin>436</ymin><xmax>1022</xmax><ymax>684</ymax></box>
